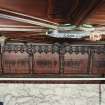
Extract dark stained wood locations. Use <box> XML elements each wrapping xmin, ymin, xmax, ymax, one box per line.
<box><xmin>0</xmin><ymin>42</ymin><xmax>104</xmax><ymax>77</ymax></box>
<box><xmin>0</xmin><ymin>0</ymin><xmax>104</xmax><ymax>25</ymax></box>
<box><xmin>0</xmin><ymin>0</ymin><xmax>48</xmax><ymax>19</ymax></box>
<box><xmin>48</xmin><ymin>0</ymin><xmax>78</xmax><ymax>23</ymax></box>
<box><xmin>0</xmin><ymin>0</ymin><xmax>104</xmax><ymax>29</ymax></box>
<box><xmin>91</xmin><ymin>52</ymin><xmax>105</xmax><ymax>74</ymax></box>
<box><xmin>64</xmin><ymin>53</ymin><xmax>88</xmax><ymax>74</ymax></box>
<box><xmin>2</xmin><ymin>52</ymin><xmax>31</xmax><ymax>74</ymax></box>
<box><xmin>47</xmin><ymin>0</ymin><xmax>105</xmax><ymax>24</ymax></box>
<box><xmin>0</xmin><ymin>0</ymin><xmax>105</xmax><ymax>78</ymax></box>
<box><xmin>70</xmin><ymin>0</ymin><xmax>104</xmax><ymax>25</ymax></box>
<box><xmin>33</xmin><ymin>52</ymin><xmax>60</xmax><ymax>74</ymax></box>
<box><xmin>0</xmin><ymin>18</ymin><xmax>31</xmax><ymax>26</ymax></box>
<box><xmin>84</xmin><ymin>1</ymin><xmax>105</xmax><ymax>25</ymax></box>
<box><xmin>0</xmin><ymin>80</ymin><xmax>103</xmax><ymax>84</ymax></box>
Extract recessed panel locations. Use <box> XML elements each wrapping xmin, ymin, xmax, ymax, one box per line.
<box><xmin>2</xmin><ymin>43</ymin><xmax>31</xmax><ymax>74</ymax></box>
<box><xmin>91</xmin><ymin>45</ymin><xmax>105</xmax><ymax>74</ymax></box>
<box><xmin>32</xmin><ymin>44</ymin><xmax>60</xmax><ymax>74</ymax></box>
<box><xmin>64</xmin><ymin>53</ymin><xmax>88</xmax><ymax>74</ymax></box>
<box><xmin>63</xmin><ymin>45</ymin><xmax>89</xmax><ymax>74</ymax></box>
<box><xmin>2</xmin><ymin>52</ymin><xmax>31</xmax><ymax>74</ymax></box>
<box><xmin>33</xmin><ymin>52</ymin><xmax>59</xmax><ymax>74</ymax></box>
<box><xmin>91</xmin><ymin>53</ymin><xmax>105</xmax><ymax>74</ymax></box>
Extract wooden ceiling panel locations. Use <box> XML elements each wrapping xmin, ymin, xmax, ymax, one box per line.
<box><xmin>48</xmin><ymin>0</ymin><xmax>105</xmax><ymax>24</ymax></box>
<box><xmin>0</xmin><ymin>0</ymin><xmax>105</xmax><ymax>42</ymax></box>
<box><xmin>0</xmin><ymin>0</ymin><xmax>105</xmax><ymax>25</ymax></box>
<box><xmin>83</xmin><ymin>1</ymin><xmax>105</xmax><ymax>25</ymax></box>
<box><xmin>70</xmin><ymin>0</ymin><xmax>104</xmax><ymax>25</ymax></box>
<box><xmin>0</xmin><ymin>0</ymin><xmax>48</xmax><ymax>19</ymax></box>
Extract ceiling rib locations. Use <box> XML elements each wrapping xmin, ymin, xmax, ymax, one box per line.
<box><xmin>0</xmin><ymin>8</ymin><xmax>58</xmax><ymax>25</ymax></box>
<box><xmin>70</xmin><ymin>0</ymin><xmax>104</xmax><ymax>25</ymax></box>
<box><xmin>80</xmin><ymin>0</ymin><xmax>105</xmax><ymax>25</ymax></box>
<box><xmin>0</xmin><ymin>27</ymin><xmax>47</xmax><ymax>32</ymax></box>
<box><xmin>67</xmin><ymin>0</ymin><xmax>79</xmax><ymax>21</ymax></box>
<box><xmin>0</xmin><ymin>8</ymin><xmax>58</xmax><ymax>29</ymax></box>
<box><xmin>0</xmin><ymin>13</ymin><xmax>57</xmax><ymax>29</ymax></box>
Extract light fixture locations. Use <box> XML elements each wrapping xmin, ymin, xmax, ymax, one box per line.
<box><xmin>78</xmin><ymin>24</ymin><xmax>95</xmax><ymax>31</ymax></box>
<box><xmin>47</xmin><ymin>24</ymin><xmax>95</xmax><ymax>38</ymax></box>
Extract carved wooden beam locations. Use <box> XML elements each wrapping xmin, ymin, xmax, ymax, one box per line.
<box><xmin>70</xmin><ymin>0</ymin><xmax>104</xmax><ymax>25</ymax></box>
<box><xmin>0</xmin><ymin>27</ymin><xmax>47</xmax><ymax>32</ymax></box>
<box><xmin>82</xmin><ymin>0</ymin><xmax>104</xmax><ymax>25</ymax></box>
<box><xmin>0</xmin><ymin>8</ymin><xmax>58</xmax><ymax>29</ymax></box>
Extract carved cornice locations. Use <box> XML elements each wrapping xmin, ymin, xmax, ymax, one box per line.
<box><xmin>2</xmin><ymin>43</ymin><xmax>105</xmax><ymax>54</ymax></box>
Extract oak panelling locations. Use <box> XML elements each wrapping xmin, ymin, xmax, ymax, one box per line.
<box><xmin>2</xmin><ymin>43</ymin><xmax>31</xmax><ymax>74</ymax></box>
<box><xmin>33</xmin><ymin>52</ymin><xmax>59</xmax><ymax>74</ymax></box>
<box><xmin>32</xmin><ymin>43</ymin><xmax>60</xmax><ymax>74</ymax></box>
<box><xmin>0</xmin><ymin>42</ymin><xmax>105</xmax><ymax>77</ymax></box>
<box><xmin>64</xmin><ymin>53</ymin><xmax>89</xmax><ymax>74</ymax></box>
<box><xmin>63</xmin><ymin>45</ymin><xmax>89</xmax><ymax>74</ymax></box>
<box><xmin>91</xmin><ymin>45</ymin><xmax>105</xmax><ymax>74</ymax></box>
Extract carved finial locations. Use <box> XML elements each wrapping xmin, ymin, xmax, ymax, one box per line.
<box><xmin>0</xmin><ymin>36</ymin><xmax>7</xmax><ymax>52</ymax></box>
<box><xmin>90</xmin><ymin>31</ymin><xmax>102</xmax><ymax>41</ymax></box>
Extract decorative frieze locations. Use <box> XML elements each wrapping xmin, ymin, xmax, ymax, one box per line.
<box><xmin>0</xmin><ymin>42</ymin><xmax>105</xmax><ymax>76</ymax></box>
<box><xmin>63</xmin><ymin>45</ymin><xmax>89</xmax><ymax>54</ymax></box>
